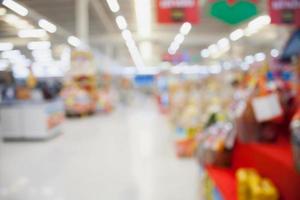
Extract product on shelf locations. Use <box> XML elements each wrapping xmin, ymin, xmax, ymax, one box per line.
<box><xmin>62</xmin><ymin>50</ymin><xmax>99</xmax><ymax>116</ymax></box>
<box><xmin>61</xmin><ymin>84</ymin><xmax>96</xmax><ymax>116</ymax></box>
<box><xmin>236</xmin><ymin>168</ymin><xmax>279</xmax><ymax>200</ymax></box>
<box><xmin>197</xmin><ymin>122</ymin><xmax>235</xmax><ymax>167</ymax></box>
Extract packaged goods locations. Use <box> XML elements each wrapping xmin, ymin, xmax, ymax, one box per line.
<box><xmin>236</xmin><ymin>168</ymin><xmax>279</xmax><ymax>200</ymax></box>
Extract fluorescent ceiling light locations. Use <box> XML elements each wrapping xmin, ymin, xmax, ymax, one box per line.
<box><xmin>249</xmin><ymin>15</ymin><xmax>271</xmax><ymax>28</ymax></box>
<box><xmin>38</xmin><ymin>19</ymin><xmax>57</xmax><ymax>33</ymax></box>
<box><xmin>270</xmin><ymin>49</ymin><xmax>279</xmax><ymax>58</ymax></box>
<box><xmin>174</xmin><ymin>34</ymin><xmax>185</xmax><ymax>44</ymax></box>
<box><xmin>0</xmin><ymin>59</ymin><xmax>9</xmax><ymax>71</ymax></box>
<box><xmin>209</xmin><ymin>65</ymin><xmax>222</xmax><ymax>74</ymax></box>
<box><xmin>245</xmin><ymin>15</ymin><xmax>271</xmax><ymax>37</ymax></box>
<box><xmin>68</xmin><ymin>36</ymin><xmax>81</xmax><ymax>47</ymax></box>
<box><xmin>245</xmin><ymin>55</ymin><xmax>255</xmax><ymax>64</ymax></box>
<box><xmin>2</xmin><ymin>50</ymin><xmax>21</xmax><ymax>58</ymax></box>
<box><xmin>241</xmin><ymin>63</ymin><xmax>249</xmax><ymax>71</ymax></box>
<box><xmin>244</xmin><ymin>26</ymin><xmax>258</xmax><ymax>37</ymax></box>
<box><xmin>230</xmin><ymin>29</ymin><xmax>244</xmax><ymax>41</ymax></box>
<box><xmin>27</xmin><ymin>41</ymin><xmax>51</xmax><ymax>50</ymax></box>
<box><xmin>127</xmin><ymin>44</ymin><xmax>144</xmax><ymax>68</ymax></box>
<box><xmin>122</xmin><ymin>29</ymin><xmax>132</xmax><ymax>41</ymax></box>
<box><xmin>201</xmin><ymin>49</ymin><xmax>210</xmax><ymax>58</ymax></box>
<box><xmin>0</xmin><ymin>8</ymin><xmax>7</xmax><ymax>16</ymax></box>
<box><xmin>254</xmin><ymin>52</ymin><xmax>266</xmax><ymax>62</ymax></box>
<box><xmin>135</xmin><ymin>0</ymin><xmax>151</xmax><ymax>37</ymax></box>
<box><xmin>168</xmin><ymin>48</ymin><xmax>176</xmax><ymax>55</ymax></box>
<box><xmin>223</xmin><ymin>62</ymin><xmax>232</xmax><ymax>70</ymax></box>
<box><xmin>170</xmin><ymin>42</ymin><xmax>180</xmax><ymax>52</ymax></box>
<box><xmin>208</xmin><ymin>44</ymin><xmax>218</xmax><ymax>55</ymax></box>
<box><xmin>4</xmin><ymin>14</ymin><xmax>33</xmax><ymax>29</ymax></box>
<box><xmin>18</xmin><ymin>29</ymin><xmax>47</xmax><ymax>38</ymax></box>
<box><xmin>2</xmin><ymin>0</ymin><xmax>28</xmax><ymax>16</ymax></box>
<box><xmin>180</xmin><ymin>22</ymin><xmax>192</xmax><ymax>35</ymax></box>
<box><xmin>0</xmin><ymin>43</ymin><xmax>14</xmax><ymax>51</ymax></box>
<box><xmin>116</xmin><ymin>15</ymin><xmax>127</xmax><ymax>30</ymax></box>
<box><xmin>168</xmin><ymin>42</ymin><xmax>179</xmax><ymax>55</ymax></box>
<box><xmin>217</xmin><ymin>38</ymin><xmax>230</xmax><ymax>51</ymax></box>
<box><xmin>106</xmin><ymin>0</ymin><xmax>120</xmax><ymax>13</ymax></box>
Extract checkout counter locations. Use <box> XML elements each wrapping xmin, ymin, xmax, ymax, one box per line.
<box><xmin>0</xmin><ymin>98</ymin><xmax>64</xmax><ymax>140</ymax></box>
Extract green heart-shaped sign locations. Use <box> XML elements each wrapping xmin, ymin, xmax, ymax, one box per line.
<box><xmin>210</xmin><ymin>0</ymin><xmax>258</xmax><ymax>25</ymax></box>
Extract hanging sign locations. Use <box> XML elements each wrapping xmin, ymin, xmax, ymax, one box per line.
<box><xmin>268</xmin><ymin>0</ymin><xmax>300</xmax><ymax>26</ymax></box>
<box><xmin>157</xmin><ymin>0</ymin><xmax>199</xmax><ymax>24</ymax></box>
<box><xmin>209</xmin><ymin>0</ymin><xmax>258</xmax><ymax>25</ymax></box>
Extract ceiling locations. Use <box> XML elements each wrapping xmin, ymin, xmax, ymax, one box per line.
<box><xmin>0</xmin><ymin>0</ymin><xmax>292</xmax><ymax>66</ymax></box>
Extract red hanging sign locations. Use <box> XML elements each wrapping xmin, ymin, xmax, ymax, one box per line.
<box><xmin>268</xmin><ymin>0</ymin><xmax>300</xmax><ymax>27</ymax></box>
<box><xmin>157</xmin><ymin>0</ymin><xmax>199</xmax><ymax>24</ymax></box>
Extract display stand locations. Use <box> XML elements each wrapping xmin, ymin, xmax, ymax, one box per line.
<box><xmin>0</xmin><ymin>99</ymin><xmax>64</xmax><ymax>140</ymax></box>
<box><xmin>204</xmin><ymin>136</ymin><xmax>300</xmax><ymax>200</ymax></box>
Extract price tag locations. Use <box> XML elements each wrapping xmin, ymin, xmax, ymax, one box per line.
<box><xmin>251</xmin><ymin>93</ymin><xmax>283</xmax><ymax>122</ymax></box>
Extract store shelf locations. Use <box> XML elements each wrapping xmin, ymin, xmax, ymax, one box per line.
<box><xmin>206</xmin><ymin>166</ymin><xmax>237</xmax><ymax>200</ymax></box>
<box><xmin>233</xmin><ymin>137</ymin><xmax>300</xmax><ymax>200</ymax></box>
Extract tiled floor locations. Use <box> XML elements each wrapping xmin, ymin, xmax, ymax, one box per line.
<box><xmin>0</xmin><ymin>97</ymin><xmax>200</xmax><ymax>200</ymax></box>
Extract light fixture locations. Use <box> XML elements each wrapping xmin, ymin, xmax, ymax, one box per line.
<box><xmin>254</xmin><ymin>52</ymin><xmax>266</xmax><ymax>62</ymax></box>
<box><xmin>135</xmin><ymin>0</ymin><xmax>151</xmax><ymax>38</ymax></box>
<box><xmin>1</xmin><ymin>50</ymin><xmax>21</xmax><ymax>58</ymax></box>
<box><xmin>201</xmin><ymin>49</ymin><xmax>210</xmax><ymax>58</ymax></box>
<box><xmin>270</xmin><ymin>49</ymin><xmax>280</xmax><ymax>58</ymax></box>
<box><xmin>18</xmin><ymin>29</ymin><xmax>47</xmax><ymax>38</ymax></box>
<box><xmin>209</xmin><ymin>65</ymin><xmax>222</xmax><ymax>74</ymax></box>
<box><xmin>167</xmin><ymin>22</ymin><xmax>192</xmax><ymax>55</ymax></box>
<box><xmin>245</xmin><ymin>55</ymin><xmax>255</xmax><ymax>64</ymax></box>
<box><xmin>106</xmin><ymin>0</ymin><xmax>120</xmax><ymax>13</ymax></box>
<box><xmin>0</xmin><ymin>8</ymin><xmax>7</xmax><ymax>16</ymax></box>
<box><xmin>241</xmin><ymin>63</ymin><xmax>249</xmax><ymax>71</ymax></box>
<box><xmin>180</xmin><ymin>22</ymin><xmax>192</xmax><ymax>35</ymax></box>
<box><xmin>230</xmin><ymin>29</ymin><xmax>244</xmax><ymax>41</ymax></box>
<box><xmin>168</xmin><ymin>48</ymin><xmax>176</xmax><ymax>55</ymax></box>
<box><xmin>116</xmin><ymin>15</ymin><xmax>127</xmax><ymax>30</ymax></box>
<box><xmin>174</xmin><ymin>34</ymin><xmax>185</xmax><ymax>44</ymax></box>
<box><xmin>3</xmin><ymin>14</ymin><xmax>33</xmax><ymax>29</ymax></box>
<box><xmin>127</xmin><ymin>43</ymin><xmax>144</xmax><ymax>68</ymax></box>
<box><xmin>246</xmin><ymin>15</ymin><xmax>271</xmax><ymax>36</ymax></box>
<box><xmin>0</xmin><ymin>59</ymin><xmax>9</xmax><ymax>71</ymax></box>
<box><xmin>217</xmin><ymin>38</ymin><xmax>230</xmax><ymax>51</ymax></box>
<box><xmin>38</xmin><ymin>19</ymin><xmax>57</xmax><ymax>33</ymax></box>
<box><xmin>170</xmin><ymin>42</ymin><xmax>180</xmax><ymax>52</ymax></box>
<box><xmin>27</xmin><ymin>41</ymin><xmax>51</xmax><ymax>50</ymax></box>
<box><xmin>67</xmin><ymin>36</ymin><xmax>81</xmax><ymax>47</ymax></box>
<box><xmin>223</xmin><ymin>62</ymin><xmax>232</xmax><ymax>70</ymax></box>
<box><xmin>168</xmin><ymin>42</ymin><xmax>180</xmax><ymax>55</ymax></box>
<box><xmin>0</xmin><ymin>43</ymin><xmax>14</xmax><ymax>51</ymax></box>
<box><xmin>121</xmin><ymin>29</ymin><xmax>132</xmax><ymax>41</ymax></box>
<box><xmin>248</xmin><ymin>15</ymin><xmax>271</xmax><ymax>29</ymax></box>
<box><xmin>2</xmin><ymin>0</ymin><xmax>28</xmax><ymax>16</ymax></box>
<box><xmin>208</xmin><ymin>44</ymin><xmax>219</xmax><ymax>55</ymax></box>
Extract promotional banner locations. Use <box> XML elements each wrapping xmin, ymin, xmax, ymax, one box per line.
<box><xmin>269</xmin><ymin>0</ymin><xmax>300</xmax><ymax>26</ymax></box>
<box><xmin>209</xmin><ymin>0</ymin><xmax>258</xmax><ymax>25</ymax></box>
<box><xmin>157</xmin><ymin>0</ymin><xmax>199</xmax><ymax>24</ymax></box>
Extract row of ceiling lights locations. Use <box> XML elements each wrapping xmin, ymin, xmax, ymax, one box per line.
<box><xmin>0</xmin><ymin>0</ymin><xmax>74</xmax><ymax>76</ymax></box>
<box><xmin>106</xmin><ymin>0</ymin><xmax>144</xmax><ymax>68</ymax></box>
<box><xmin>200</xmin><ymin>15</ymin><xmax>272</xmax><ymax>59</ymax></box>
<box><xmin>168</xmin><ymin>22</ymin><xmax>192</xmax><ymax>55</ymax></box>
<box><xmin>0</xmin><ymin>0</ymin><xmax>82</xmax><ymax>49</ymax></box>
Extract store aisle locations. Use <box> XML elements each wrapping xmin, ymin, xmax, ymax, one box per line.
<box><xmin>0</xmin><ymin>97</ymin><xmax>200</xmax><ymax>200</ymax></box>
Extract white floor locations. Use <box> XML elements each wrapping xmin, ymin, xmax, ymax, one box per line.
<box><xmin>0</xmin><ymin>96</ymin><xmax>201</xmax><ymax>200</ymax></box>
